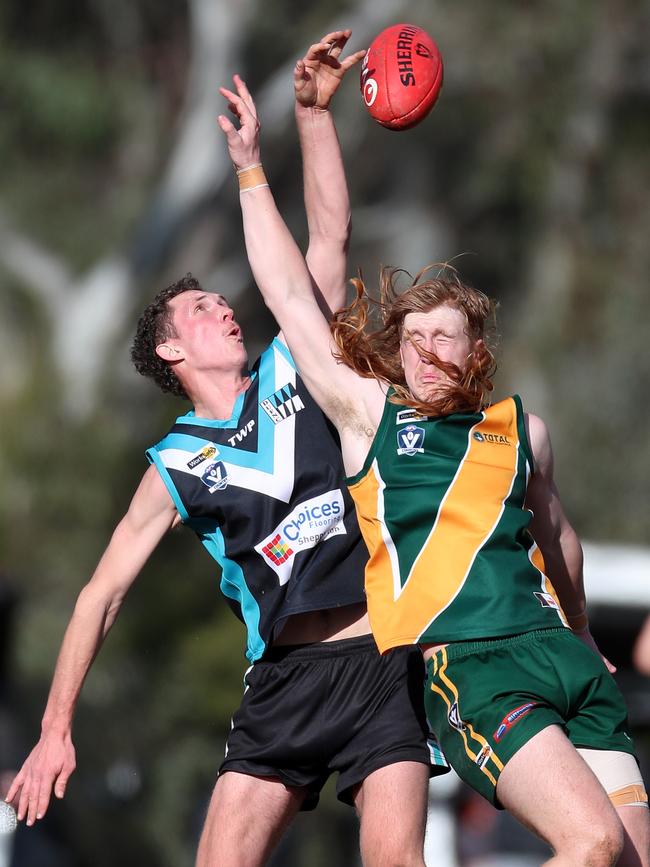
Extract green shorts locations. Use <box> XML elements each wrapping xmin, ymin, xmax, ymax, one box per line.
<box><xmin>424</xmin><ymin>627</ymin><xmax>636</xmax><ymax>806</ymax></box>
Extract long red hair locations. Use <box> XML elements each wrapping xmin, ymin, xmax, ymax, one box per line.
<box><xmin>331</xmin><ymin>265</ymin><xmax>497</xmax><ymax>417</ymax></box>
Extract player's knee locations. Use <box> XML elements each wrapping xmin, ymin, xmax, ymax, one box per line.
<box><xmin>571</xmin><ymin>815</ymin><xmax>624</xmax><ymax>867</ymax></box>
<box><xmin>360</xmin><ymin>836</ymin><xmax>424</xmax><ymax>867</ymax></box>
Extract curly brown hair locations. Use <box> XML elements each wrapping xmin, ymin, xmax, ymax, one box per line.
<box><xmin>331</xmin><ymin>264</ymin><xmax>497</xmax><ymax>417</ymax></box>
<box><xmin>131</xmin><ymin>273</ymin><xmax>203</xmax><ymax>398</ymax></box>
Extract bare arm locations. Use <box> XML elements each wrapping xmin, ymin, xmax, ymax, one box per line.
<box><xmin>218</xmin><ymin>78</ymin><xmax>384</xmax><ymax>470</ymax></box>
<box><xmin>525</xmin><ymin>413</ymin><xmax>615</xmax><ymax>672</ymax></box>
<box><xmin>294</xmin><ymin>30</ymin><xmax>366</xmax><ymax>313</ymax></box>
<box><xmin>6</xmin><ymin>465</ymin><xmax>178</xmax><ymax>825</ymax></box>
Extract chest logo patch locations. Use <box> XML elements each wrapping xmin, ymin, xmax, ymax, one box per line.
<box><xmin>254</xmin><ymin>490</ymin><xmax>347</xmax><ymax>585</ymax></box>
<box><xmin>227</xmin><ymin>418</ymin><xmax>255</xmax><ymax>447</ymax></box>
<box><xmin>396</xmin><ymin>408</ymin><xmax>427</xmax><ymax>425</ymax></box>
<box><xmin>473</xmin><ymin>431</ymin><xmax>511</xmax><ymax>445</ymax></box>
<box><xmin>187</xmin><ymin>444</ymin><xmax>218</xmax><ymax>469</ymax></box>
<box><xmin>260</xmin><ymin>383</ymin><xmax>305</xmax><ymax>424</ymax></box>
<box><xmin>201</xmin><ymin>461</ymin><xmax>229</xmax><ymax>492</ymax></box>
<box><xmin>397</xmin><ymin>424</ymin><xmax>425</xmax><ymax>456</ymax></box>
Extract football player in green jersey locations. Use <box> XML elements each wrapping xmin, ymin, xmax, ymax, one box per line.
<box><xmin>220</xmin><ymin>76</ymin><xmax>650</xmax><ymax>867</ymax></box>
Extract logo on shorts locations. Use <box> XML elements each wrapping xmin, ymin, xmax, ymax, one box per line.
<box><xmin>201</xmin><ymin>461</ymin><xmax>229</xmax><ymax>492</ymax></box>
<box><xmin>493</xmin><ymin>702</ymin><xmax>537</xmax><ymax>742</ymax></box>
<box><xmin>397</xmin><ymin>424</ymin><xmax>425</xmax><ymax>456</ymax></box>
<box><xmin>255</xmin><ymin>490</ymin><xmax>346</xmax><ymax>585</ymax></box>
<box><xmin>448</xmin><ymin>701</ymin><xmax>466</xmax><ymax>732</ymax></box>
<box><xmin>187</xmin><ymin>444</ymin><xmax>218</xmax><ymax>469</ymax></box>
<box><xmin>475</xmin><ymin>744</ymin><xmax>493</xmax><ymax>768</ymax></box>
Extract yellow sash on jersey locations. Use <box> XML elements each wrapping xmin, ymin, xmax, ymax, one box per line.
<box><xmin>350</xmin><ymin>398</ymin><xmax>532</xmax><ymax>652</ymax></box>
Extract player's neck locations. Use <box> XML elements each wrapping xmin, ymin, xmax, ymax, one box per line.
<box><xmin>188</xmin><ymin>367</ymin><xmax>252</xmax><ymax>420</ymax></box>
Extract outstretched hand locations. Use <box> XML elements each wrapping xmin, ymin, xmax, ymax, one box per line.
<box><xmin>294</xmin><ymin>29</ymin><xmax>366</xmax><ymax>111</ymax></box>
<box><xmin>218</xmin><ymin>74</ymin><xmax>261</xmax><ymax>171</ymax></box>
<box><xmin>5</xmin><ymin>731</ymin><xmax>76</xmax><ymax>826</ymax></box>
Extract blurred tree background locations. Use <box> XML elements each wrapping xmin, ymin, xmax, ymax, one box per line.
<box><xmin>0</xmin><ymin>0</ymin><xmax>648</xmax><ymax>864</ymax></box>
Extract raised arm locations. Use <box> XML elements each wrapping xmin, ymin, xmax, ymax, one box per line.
<box><xmin>6</xmin><ymin>466</ymin><xmax>178</xmax><ymax>825</ymax></box>
<box><xmin>217</xmin><ymin>77</ymin><xmax>384</xmax><ymax>474</ymax></box>
<box><xmin>524</xmin><ymin>413</ymin><xmax>615</xmax><ymax>672</ymax></box>
<box><xmin>294</xmin><ymin>30</ymin><xmax>366</xmax><ymax>312</ymax></box>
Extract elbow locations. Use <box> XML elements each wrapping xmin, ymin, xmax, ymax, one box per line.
<box><xmin>75</xmin><ymin>582</ymin><xmax>124</xmax><ymax>628</ymax></box>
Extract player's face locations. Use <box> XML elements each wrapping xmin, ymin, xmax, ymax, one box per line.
<box><xmin>166</xmin><ymin>290</ymin><xmax>247</xmax><ymax>372</ymax></box>
<box><xmin>399</xmin><ymin>304</ymin><xmax>474</xmax><ymax>403</ymax></box>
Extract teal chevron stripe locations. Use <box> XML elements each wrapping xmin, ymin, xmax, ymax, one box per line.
<box><xmin>195</xmin><ymin>519</ymin><xmax>265</xmax><ymax>662</ymax></box>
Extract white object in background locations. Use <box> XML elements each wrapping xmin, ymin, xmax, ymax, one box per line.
<box><xmin>0</xmin><ymin>801</ymin><xmax>16</xmax><ymax>834</ymax></box>
<box><xmin>424</xmin><ymin>771</ymin><xmax>462</xmax><ymax>867</ymax></box>
<box><xmin>0</xmin><ymin>800</ymin><xmax>17</xmax><ymax>867</ymax></box>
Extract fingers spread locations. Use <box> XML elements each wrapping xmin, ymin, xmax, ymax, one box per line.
<box><xmin>341</xmin><ymin>48</ymin><xmax>367</xmax><ymax>71</ymax></box>
<box><xmin>232</xmin><ymin>74</ymin><xmax>257</xmax><ymax>118</ymax></box>
<box><xmin>320</xmin><ymin>29</ymin><xmax>351</xmax><ymax>54</ymax></box>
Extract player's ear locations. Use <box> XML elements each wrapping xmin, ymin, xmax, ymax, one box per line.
<box><xmin>156</xmin><ymin>342</ymin><xmax>183</xmax><ymax>362</ymax></box>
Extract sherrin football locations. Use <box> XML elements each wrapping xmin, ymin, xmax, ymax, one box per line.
<box><xmin>361</xmin><ymin>23</ymin><xmax>443</xmax><ymax>130</ymax></box>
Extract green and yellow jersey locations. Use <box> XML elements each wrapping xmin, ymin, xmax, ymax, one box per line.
<box><xmin>347</xmin><ymin>394</ymin><xmax>568</xmax><ymax>653</ymax></box>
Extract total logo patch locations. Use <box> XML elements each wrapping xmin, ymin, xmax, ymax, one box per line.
<box><xmin>201</xmin><ymin>461</ymin><xmax>229</xmax><ymax>492</ymax></box>
<box><xmin>397</xmin><ymin>424</ymin><xmax>425</xmax><ymax>456</ymax></box>
<box><xmin>472</xmin><ymin>431</ymin><xmax>511</xmax><ymax>445</ymax></box>
<box><xmin>187</xmin><ymin>444</ymin><xmax>219</xmax><ymax>469</ymax></box>
<box><xmin>493</xmin><ymin>702</ymin><xmax>537</xmax><ymax>742</ymax></box>
<box><xmin>255</xmin><ymin>490</ymin><xmax>346</xmax><ymax>585</ymax></box>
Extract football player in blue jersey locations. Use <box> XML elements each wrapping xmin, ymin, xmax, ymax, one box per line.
<box><xmin>7</xmin><ymin>32</ymin><xmax>446</xmax><ymax>867</ymax></box>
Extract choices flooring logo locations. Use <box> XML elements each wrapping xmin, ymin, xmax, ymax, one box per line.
<box><xmin>255</xmin><ymin>490</ymin><xmax>346</xmax><ymax>585</ymax></box>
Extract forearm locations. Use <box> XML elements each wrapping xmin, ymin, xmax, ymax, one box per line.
<box><xmin>296</xmin><ymin>103</ymin><xmax>351</xmax><ymax>308</ymax></box>
<box><xmin>239</xmin><ymin>180</ymin><xmax>313</xmax><ymax>314</ymax></box>
<box><xmin>40</xmin><ymin>583</ymin><xmax>118</xmax><ymax>734</ymax></box>
<box><xmin>38</xmin><ymin>501</ymin><xmax>160</xmax><ymax>734</ymax></box>
<box><xmin>296</xmin><ymin>103</ymin><xmax>351</xmax><ymax>244</ymax></box>
<box><xmin>541</xmin><ymin>524</ymin><xmax>588</xmax><ymax>624</ymax></box>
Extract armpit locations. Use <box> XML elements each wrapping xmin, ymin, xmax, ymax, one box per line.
<box><xmin>325</xmin><ymin>393</ymin><xmax>375</xmax><ymax>441</ymax></box>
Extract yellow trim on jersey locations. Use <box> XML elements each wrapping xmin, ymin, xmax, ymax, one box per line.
<box><xmin>529</xmin><ymin>543</ymin><xmax>568</xmax><ymax>627</ymax></box>
<box><xmin>350</xmin><ymin>398</ymin><xmax>520</xmax><ymax>652</ymax></box>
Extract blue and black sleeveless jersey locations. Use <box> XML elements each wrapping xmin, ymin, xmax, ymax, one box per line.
<box><xmin>147</xmin><ymin>338</ymin><xmax>368</xmax><ymax>662</ymax></box>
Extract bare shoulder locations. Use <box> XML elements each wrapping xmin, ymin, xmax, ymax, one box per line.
<box><xmin>126</xmin><ymin>465</ymin><xmax>178</xmax><ymax>531</ymax></box>
<box><xmin>524</xmin><ymin>412</ymin><xmax>553</xmax><ymax>477</ymax></box>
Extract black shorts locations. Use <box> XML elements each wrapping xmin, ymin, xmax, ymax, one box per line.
<box><xmin>219</xmin><ymin>635</ymin><xmax>448</xmax><ymax>810</ymax></box>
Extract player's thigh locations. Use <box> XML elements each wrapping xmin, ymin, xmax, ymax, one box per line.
<box><xmin>496</xmin><ymin>725</ymin><xmax>623</xmax><ymax>856</ymax></box>
<box><xmin>354</xmin><ymin>761</ymin><xmax>429</xmax><ymax>857</ymax></box>
<box><xmin>196</xmin><ymin>770</ymin><xmax>305</xmax><ymax>867</ymax></box>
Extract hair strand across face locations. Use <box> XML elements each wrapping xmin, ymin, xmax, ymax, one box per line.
<box><xmin>330</xmin><ymin>264</ymin><xmax>497</xmax><ymax>417</ymax></box>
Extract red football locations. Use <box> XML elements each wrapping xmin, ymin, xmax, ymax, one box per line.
<box><xmin>360</xmin><ymin>23</ymin><xmax>443</xmax><ymax>130</ymax></box>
